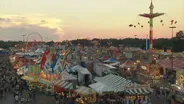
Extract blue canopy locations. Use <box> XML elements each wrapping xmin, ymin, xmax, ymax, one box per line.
<box><xmin>104</xmin><ymin>57</ymin><xmax>117</xmax><ymax>63</ymax></box>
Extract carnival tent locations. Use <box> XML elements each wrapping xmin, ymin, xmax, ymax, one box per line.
<box><xmin>90</xmin><ymin>74</ymin><xmax>132</xmax><ymax>94</ymax></box>
<box><xmin>17</xmin><ymin>66</ymin><xmax>29</xmax><ymax>75</ymax></box>
<box><xmin>27</xmin><ymin>64</ymin><xmax>41</xmax><ymax>75</ymax></box>
<box><xmin>104</xmin><ymin>58</ymin><xmax>118</xmax><ymax>63</ymax></box>
<box><xmin>65</xmin><ymin>64</ymin><xmax>77</xmax><ymax>73</ymax></box>
<box><xmin>77</xmin><ymin>67</ymin><xmax>92</xmax><ymax>83</ymax></box>
<box><xmin>35</xmin><ymin>48</ymin><xmax>45</xmax><ymax>54</ymax></box>
<box><xmin>54</xmin><ymin>80</ymin><xmax>74</xmax><ymax>92</ymax></box>
<box><xmin>123</xmin><ymin>86</ymin><xmax>153</xmax><ymax>95</ymax></box>
<box><xmin>33</xmin><ymin>57</ymin><xmax>41</xmax><ymax>64</ymax></box>
<box><xmin>93</xmin><ymin>63</ymin><xmax>111</xmax><ymax>77</ymax></box>
<box><xmin>21</xmin><ymin>76</ymin><xmax>39</xmax><ymax>82</ymax></box>
<box><xmin>90</xmin><ymin>74</ymin><xmax>153</xmax><ymax>95</ymax></box>
<box><xmin>119</xmin><ymin>60</ymin><xmax>136</xmax><ymax>69</ymax></box>
<box><xmin>75</xmin><ymin>86</ymin><xmax>96</xmax><ymax>96</ymax></box>
<box><xmin>109</xmin><ymin>62</ymin><xmax>120</xmax><ymax>66</ymax></box>
<box><xmin>39</xmin><ymin>79</ymin><xmax>54</xmax><ymax>86</ymax></box>
<box><xmin>103</xmin><ymin>64</ymin><xmax>116</xmax><ymax>69</ymax></box>
<box><xmin>71</xmin><ymin>65</ymin><xmax>83</xmax><ymax>72</ymax></box>
<box><xmin>59</xmin><ymin>71</ymin><xmax>77</xmax><ymax>81</ymax></box>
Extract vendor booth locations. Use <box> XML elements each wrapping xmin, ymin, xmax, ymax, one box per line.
<box><xmin>21</xmin><ymin>76</ymin><xmax>39</xmax><ymax>90</ymax></box>
<box><xmin>54</xmin><ymin>71</ymin><xmax>77</xmax><ymax>93</ymax></box>
<box><xmin>77</xmin><ymin>66</ymin><xmax>92</xmax><ymax>85</ymax></box>
<box><xmin>75</xmin><ymin>86</ymin><xmax>96</xmax><ymax>104</ymax></box>
<box><xmin>171</xmin><ymin>84</ymin><xmax>184</xmax><ymax>103</ymax></box>
<box><xmin>38</xmin><ymin>79</ymin><xmax>55</xmax><ymax>95</ymax></box>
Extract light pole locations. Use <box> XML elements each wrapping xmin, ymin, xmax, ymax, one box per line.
<box><xmin>169</xmin><ymin>26</ymin><xmax>176</xmax><ymax>72</ymax></box>
<box><xmin>169</xmin><ymin>26</ymin><xmax>176</xmax><ymax>39</ymax></box>
<box><xmin>22</xmin><ymin>35</ymin><xmax>26</xmax><ymax>42</ymax></box>
<box><xmin>21</xmin><ymin>34</ymin><xmax>26</xmax><ymax>54</ymax></box>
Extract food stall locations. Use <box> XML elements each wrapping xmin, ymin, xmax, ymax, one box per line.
<box><xmin>38</xmin><ymin>78</ymin><xmax>55</xmax><ymax>95</ymax></box>
<box><xmin>54</xmin><ymin>71</ymin><xmax>76</xmax><ymax>94</ymax></box>
<box><xmin>170</xmin><ymin>84</ymin><xmax>184</xmax><ymax>103</ymax></box>
<box><xmin>75</xmin><ymin>86</ymin><xmax>96</xmax><ymax>104</ymax></box>
<box><xmin>21</xmin><ymin>76</ymin><xmax>39</xmax><ymax>90</ymax></box>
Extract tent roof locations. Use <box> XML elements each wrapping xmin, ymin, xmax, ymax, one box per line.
<box><xmin>60</xmin><ymin>71</ymin><xmax>77</xmax><ymax>80</ymax></box>
<box><xmin>103</xmin><ymin>64</ymin><xmax>116</xmax><ymax>69</ymax></box>
<box><xmin>119</xmin><ymin>60</ymin><xmax>135</xmax><ymax>68</ymax></box>
<box><xmin>104</xmin><ymin>57</ymin><xmax>118</xmax><ymax>63</ymax></box>
<box><xmin>77</xmin><ymin>67</ymin><xmax>91</xmax><ymax>75</ymax></box>
<box><xmin>91</xmin><ymin>74</ymin><xmax>152</xmax><ymax>94</ymax></box>
<box><xmin>90</xmin><ymin>74</ymin><xmax>133</xmax><ymax>94</ymax></box>
<box><xmin>35</xmin><ymin>48</ymin><xmax>44</xmax><ymax>53</ymax></box>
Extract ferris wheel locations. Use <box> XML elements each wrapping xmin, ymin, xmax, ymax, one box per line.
<box><xmin>26</xmin><ymin>32</ymin><xmax>43</xmax><ymax>51</ymax></box>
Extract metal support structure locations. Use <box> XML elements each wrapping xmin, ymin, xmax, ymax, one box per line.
<box><xmin>21</xmin><ymin>35</ymin><xmax>26</xmax><ymax>55</ymax></box>
<box><xmin>139</xmin><ymin>0</ymin><xmax>164</xmax><ymax>64</ymax></box>
<box><xmin>146</xmin><ymin>35</ymin><xmax>148</xmax><ymax>51</ymax></box>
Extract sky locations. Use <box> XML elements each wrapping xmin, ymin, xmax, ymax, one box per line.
<box><xmin>0</xmin><ymin>0</ymin><xmax>184</xmax><ymax>41</ymax></box>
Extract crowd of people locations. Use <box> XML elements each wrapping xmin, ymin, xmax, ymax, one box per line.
<box><xmin>0</xmin><ymin>56</ymin><xmax>36</xmax><ymax>104</ymax></box>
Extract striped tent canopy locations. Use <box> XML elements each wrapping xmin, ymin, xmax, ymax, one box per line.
<box><xmin>17</xmin><ymin>66</ymin><xmax>29</xmax><ymax>75</ymax></box>
<box><xmin>28</xmin><ymin>64</ymin><xmax>41</xmax><ymax>75</ymax></box>
<box><xmin>54</xmin><ymin>80</ymin><xmax>74</xmax><ymax>90</ymax></box>
<box><xmin>124</xmin><ymin>87</ymin><xmax>153</xmax><ymax>95</ymax></box>
<box><xmin>90</xmin><ymin>74</ymin><xmax>132</xmax><ymax>94</ymax></box>
<box><xmin>39</xmin><ymin>79</ymin><xmax>54</xmax><ymax>86</ymax></box>
<box><xmin>21</xmin><ymin>76</ymin><xmax>39</xmax><ymax>82</ymax></box>
<box><xmin>91</xmin><ymin>74</ymin><xmax>153</xmax><ymax>95</ymax></box>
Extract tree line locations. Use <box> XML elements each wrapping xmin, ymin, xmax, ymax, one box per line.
<box><xmin>0</xmin><ymin>31</ymin><xmax>184</xmax><ymax>52</ymax></box>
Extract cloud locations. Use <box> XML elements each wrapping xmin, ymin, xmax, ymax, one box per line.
<box><xmin>0</xmin><ymin>14</ymin><xmax>64</xmax><ymax>41</ymax></box>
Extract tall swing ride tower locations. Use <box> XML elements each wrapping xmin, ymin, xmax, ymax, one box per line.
<box><xmin>139</xmin><ymin>0</ymin><xmax>164</xmax><ymax>63</ymax></box>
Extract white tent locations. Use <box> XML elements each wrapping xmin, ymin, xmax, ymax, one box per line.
<box><xmin>103</xmin><ymin>64</ymin><xmax>116</xmax><ymax>69</ymax></box>
<box><xmin>72</xmin><ymin>65</ymin><xmax>92</xmax><ymax>83</ymax></box>
<box><xmin>89</xmin><ymin>82</ymin><xmax>114</xmax><ymax>94</ymax></box>
<box><xmin>17</xmin><ymin>66</ymin><xmax>29</xmax><ymax>75</ymax></box>
<box><xmin>89</xmin><ymin>74</ymin><xmax>133</xmax><ymax>94</ymax></box>
<box><xmin>59</xmin><ymin>71</ymin><xmax>77</xmax><ymax>81</ymax></box>
<box><xmin>33</xmin><ymin>57</ymin><xmax>41</xmax><ymax>64</ymax></box>
<box><xmin>15</xmin><ymin>52</ymin><xmax>24</xmax><ymax>56</ymax></box>
<box><xmin>35</xmin><ymin>48</ymin><xmax>44</xmax><ymax>54</ymax></box>
<box><xmin>109</xmin><ymin>62</ymin><xmax>120</xmax><ymax>66</ymax></box>
<box><xmin>44</xmin><ymin>58</ymin><xmax>63</xmax><ymax>74</ymax></box>
<box><xmin>71</xmin><ymin>65</ymin><xmax>83</xmax><ymax>71</ymax></box>
<box><xmin>90</xmin><ymin>74</ymin><xmax>153</xmax><ymax>95</ymax></box>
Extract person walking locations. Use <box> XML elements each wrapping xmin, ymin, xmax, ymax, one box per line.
<box><xmin>14</xmin><ymin>94</ymin><xmax>19</xmax><ymax>104</ymax></box>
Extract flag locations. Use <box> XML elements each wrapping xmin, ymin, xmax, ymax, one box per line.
<box><xmin>40</xmin><ymin>53</ymin><xmax>47</xmax><ymax>70</ymax></box>
<box><xmin>51</xmin><ymin>51</ymin><xmax>60</xmax><ymax>73</ymax></box>
<box><xmin>62</xmin><ymin>49</ymin><xmax>70</xmax><ymax>70</ymax></box>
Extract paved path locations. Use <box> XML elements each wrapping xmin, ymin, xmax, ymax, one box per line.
<box><xmin>0</xmin><ymin>90</ymin><xmax>55</xmax><ymax>104</ymax></box>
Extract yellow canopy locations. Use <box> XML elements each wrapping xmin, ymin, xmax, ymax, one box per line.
<box><xmin>21</xmin><ymin>76</ymin><xmax>39</xmax><ymax>82</ymax></box>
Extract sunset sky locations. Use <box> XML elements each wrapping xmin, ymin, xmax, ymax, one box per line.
<box><xmin>0</xmin><ymin>0</ymin><xmax>184</xmax><ymax>41</ymax></box>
